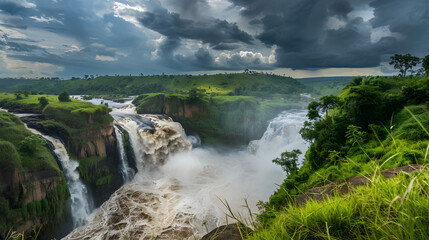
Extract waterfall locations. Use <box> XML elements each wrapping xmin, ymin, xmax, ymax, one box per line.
<box><xmin>114</xmin><ymin>125</ymin><xmax>135</xmax><ymax>183</ymax></box>
<box><xmin>64</xmin><ymin>107</ymin><xmax>309</xmax><ymax>240</ymax></box>
<box><xmin>25</xmin><ymin>126</ymin><xmax>92</xmax><ymax>228</ymax></box>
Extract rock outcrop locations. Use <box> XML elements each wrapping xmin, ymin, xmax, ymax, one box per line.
<box><xmin>0</xmin><ymin>167</ymin><xmax>66</xmax><ymax>235</ymax></box>
<box><xmin>296</xmin><ymin>164</ymin><xmax>423</xmax><ymax>205</ymax></box>
<box><xmin>201</xmin><ymin>224</ymin><xmax>252</xmax><ymax>240</ymax></box>
<box><xmin>0</xmin><ymin>168</ymin><xmax>63</xmax><ymax>204</ymax></box>
<box><xmin>71</xmin><ymin>122</ymin><xmax>116</xmax><ymax>159</ymax></box>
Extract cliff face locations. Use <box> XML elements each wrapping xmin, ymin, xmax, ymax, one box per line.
<box><xmin>0</xmin><ymin>167</ymin><xmax>69</xmax><ymax>236</ymax></box>
<box><xmin>71</xmin><ymin>122</ymin><xmax>116</xmax><ymax>159</ymax></box>
<box><xmin>133</xmin><ymin>94</ymin><xmax>277</xmax><ymax>144</ymax></box>
<box><xmin>0</xmin><ymin>168</ymin><xmax>63</xmax><ymax>205</ymax></box>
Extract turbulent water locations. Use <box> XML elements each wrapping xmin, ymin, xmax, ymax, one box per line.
<box><xmin>64</xmin><ymin>100</ymin><xmax>309</xmax><ymax>240</ymax></box>
<box><xmin>25</xmin><ymin>126</ymin><xmax>92</xmax><ymax>228</ymax></box>
<box><xmin>114</xmin><ymin>125</ymin><xmax>135</xmax><ymax>183</ymax></box>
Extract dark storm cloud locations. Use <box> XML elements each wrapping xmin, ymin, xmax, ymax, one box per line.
<box><xmin>230</xmin><ymin>0</ymin><xmax>428</xmax><ymax>70</ymax></box>
<box><xmin>0</xmin><ymin>2</ymin><xmax>29</xmax><ymax>15</ymax></box>
<box><xmin>138</xmin><ymin>6</ymin><xmax>253</xmax><ymax>48</ymax></box>
<box><xmin>328</xmin><ymin>0</ymin><xmax>353</xmax><ymax>20</ymax></box>
<box><xmin>212</xmin><ymin>43</ymin><xmax>240</xmax><ymax>51</ymax></box>
<box><xmin>0</xmin><ymin>0</ymin><xmax>164</xmax><ymax>76</ymax></box>
<box><xmin>370</xmin><ymin>0</ymin><xmax>429</xmax><ymax>55</ymax></box>
<box><xmin>164</xmin><ymin>0</ymin><xmax>209</xmax><ymax>18</ymax></box>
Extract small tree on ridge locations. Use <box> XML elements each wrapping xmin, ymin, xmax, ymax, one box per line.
<box><xmin>58</xmin><ymin>91</ymin><xmax>71</xmax><ymax>102</ymax></box>
<box><xmin>389</xmin><ymin>54</ymin><xmax>420</xmax><ymax>77</ymax></box>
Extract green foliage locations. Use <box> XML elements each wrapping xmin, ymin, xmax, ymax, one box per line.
<box><xmin>389</xmin><ymin>53</ymin><xmax>421</xmax><ymax>77</ymax></box>
<box><xmin>0</xmin><ymin>140</ymin><xmax>21</xmax><ymax>170</ymax></box>
<box><xmin>187</xmin><ymin>88</ymin><xmax>206</xmax><ymax>102</ymax></box>
<box><xmin>272</xmin><ymin>149</ymin><xmax>302</xmax><ymax>175</ymax></box>
<box><xmin>58</xmin><ymin>91</ymin><xmax>71</xmax><ymax>102</ymax></box>
<box><xmin>319</xmin><ymin>95</ymin><xmax>341</xmax><ymax>115</ymax></box>
<box><xmin>422</xmin><ymin>55</ymin><xmax>429</xmax><ymax>75</ymax></box>
<box><xmin>133</xmin><ymin>93</ymin><xmax>300</xmax><ymax>144</ymax></box>
<box><xmin>4</xmin><ymin>73</ymin><xmax>309</xmax><ymax>97</ymax></box>
<box><xmin>345</xmin><ymin>125</ymin><xmax>366</xmax><ymax>146</ymax></box>
<box><xmin>14</xmin><ymin>92</ymin><xmax>22</xmax><ymax>100</ymax></box>
<box><xmin>19</xmin><ymin>135</ymin><xmax>45</xmax><ymax>156</ymax></box>
<box><xmin>38</xmin><ymin>96</ymin><xmax>48</xmax><ymax>108</ymax></box>
<box><xmin>260</xmin><ymin>75</ymin><xmax>429</xmax><ymax>231</ymax></box>
<box><xmin>0</xmin><ymin>197</ymin><xmax>9</xmax><ymax>216</ymax></box>
<box><xmin>251</xmin><ymin>169</ymin><xmax>429</xmax><ymax>240</ymax></box>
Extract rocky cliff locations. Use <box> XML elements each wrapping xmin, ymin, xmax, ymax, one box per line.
<box><xmin>0</xmin><ymin>167</ymin><xmax>68</xmax><ymax>235</ymax></box>
<box><xmin>0</xmin><ymin>111</ymin><xmax>69</xmax><ymax>237</ymax></box>
<box><xmin>133</xmin><ymin>93</ymin><xmax>284</xmax><ymax>144</ymax></box>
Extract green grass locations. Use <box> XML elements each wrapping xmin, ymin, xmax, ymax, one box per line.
<box><xmin>0</xmin><ymin>92</ymin><xmax>114</xmax><ymax>159</ymax></box>
<box><xmin>0</xmin><ymin>111</ymin><xmax>60</xmax><ymax>172</ymax></box>
<box><xmin>0</xmin><ymin>111</ymin><xmax>69</xmax><ymax>236</ymax></box>
<box><xmin>250</xmin><ymin>167</ymin><xmax>429</xmax><ymax>240</ymax></box>
<box><xmin>250</xmin><ymin>75</ymin><xmax>429</xmax><ymax>239</ymax></box>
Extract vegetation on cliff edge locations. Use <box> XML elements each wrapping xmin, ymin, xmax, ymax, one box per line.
<box><xmin>251</xmin><ymin>75</ymin><xmax>429</xmax><ymax>239</ymax></box>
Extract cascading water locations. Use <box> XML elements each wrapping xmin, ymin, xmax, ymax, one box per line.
<box><xmin>25</xmin><ymin>126</ymin><xmax>92</xmax><ymax>228</ymax></box>
<box><xmin>114</xmin><ymin>125</ymin><xmax>135</xmax><ymax>183</ymax></box>
<box><xmin>64</xmin><ymin>102</ymin><xmax>309</xmax><ymax>240</ymax></box>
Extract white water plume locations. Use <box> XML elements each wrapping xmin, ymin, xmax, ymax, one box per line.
<box><xmin>65</xmin><ymin>105</ymin><xmax>309</xmax><ymax>239</ymax></box>
<box><xmin>114</xmin><ymin>125</ymin><xmax>135</xmax><ymax>183</ymax></box>
<box><xmin>25</xmin><ymin>126</ymin><xmax>92</xmax><ymax>228</ymax></box>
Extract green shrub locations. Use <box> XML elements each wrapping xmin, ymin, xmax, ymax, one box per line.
<box><xmin>19</xmin><ymin>135</ymin><xmax>45</xmax><ymax>156</ymax></box>
<box><xmin>0</xmin><ymin>140</ymin><xmax>21</xmax><ymax>170</ymax></box>
<box><xmin>58</xmin><ymin>91</ymin><xmax>71</xmax><ymax>102</ymax></box>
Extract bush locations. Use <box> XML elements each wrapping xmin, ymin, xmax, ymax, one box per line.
<box><xmin>58</xmin><ymin>91</ymin><xmax>71</xmax><ymax>102</ymax></box>
<box><xmin>0</xmin><ymin>197</ymin><xmax>9</xmax><ymax>216</ymax></box>
<box><xmin>0</xmin><ymin>140</ymin><xmax>21</xmax><ymax>170</ymax></box>
<box><xmin>19</xmin><ymin>135</ymin><xmax>45</xmax><ymax>156</ymax></box>
<box><xmin>38</xmin><ymin>96</ymin><xmax>49</xmax><ymax>108</ymax></box>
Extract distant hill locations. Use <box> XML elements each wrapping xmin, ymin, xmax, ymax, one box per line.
<box><xmin>0</xmin><ymin>74</ymin><xmax>309</xmax><ymax>97</ymax></box>
<box><xmin>296</xmin><ymin>76</ymin><xmax>354</xmax><ymax>97</ymax></box>
<box><xmin>0</xmin><ymin>78</ymin><xmax>38</xmax><ymax>90</ymax></box>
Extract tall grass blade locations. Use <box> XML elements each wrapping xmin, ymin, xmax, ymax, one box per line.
<box><xmin>380</xmin><ymin>153</ymin><xmax>400</xmax><ymax>169</ymax></box>
<box><xmin>425</xmin><ymin>143</ymin><xmax>429</xmax><ymax>162</ymax></box>
<box><xmin>382</xmin><ymin>124</ymin><xmax>398</xmax><ymax>151</ymax></box>
<box><xmin>370</xmin><ymin>124</ymin><xmax>385</xmax><ymax>150</ymax></box>
<box><xmin>404</xmin><ymin>107</ymin><xmax>429</xmax><ymax>136</ymax></box>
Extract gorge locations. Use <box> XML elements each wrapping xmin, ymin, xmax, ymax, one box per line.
<box><xmin>63</xmin><ymin>99</ymin><xmax>309</xmax><ymax>239</ymax></box>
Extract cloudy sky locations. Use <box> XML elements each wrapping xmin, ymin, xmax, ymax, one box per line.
<box><xmin>0</xmin><ymin>0</ymin><xmax>428</xmax><ymax>78</ymax></box>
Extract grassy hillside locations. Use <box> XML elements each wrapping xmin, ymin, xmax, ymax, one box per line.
<box><xmin>250</xmin><ymin>75</ymin><xmax>429</xmax><ymax>239</ymax></box>
<box><xmin>297</xmin><ymin>76</ymin><xmax>353</xmax><ymax>97</ymax></box>
<box><xmin>0</xmin><ymin>111</ymin><xmax>69</xmax><ymax>236</ymax></box>
<box><xmin>2</xmin><ymin>73</ymin><xmax>309</xmax><ymax>97</ymax></box>
<box><xmin>0</xmin><ymin>78</ymin><xmax>38</xmax><ymax>91</ymax></box>
<box><xmin>0</xmin><ymin>111</ymin><xmax>60</xmax><ymax>173</ymax></box>
<box><xmin>0</xmin><ymin>93</ymin><xmax>121</xmax><ymax>195</ymax></box>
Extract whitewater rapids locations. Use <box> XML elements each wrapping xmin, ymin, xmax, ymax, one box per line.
<box><xmin>64</xmin><ymin>103</ymin><xmax>309</xmax><ymax>240</ymax></box>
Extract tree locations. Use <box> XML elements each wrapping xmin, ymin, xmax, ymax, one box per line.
<box><xmin>319</xmin><ymin>95</ymin><xmax>341</xmax><ymax>116</ymax></box>
<box><xmin>299</xmin><ymin>121</ymin><xmax>316</xmax><ymax>143</ymax></box>
<box><xmin>14</xmin><ymin>90</ymin><xmax>22</xmax><ymax>100</ymax></box>
<box><xmin>38</xmin><ymin>96</ymin><xmax>49</xmax><ymax>108</ymax></box>
<box><xmin>422</xmin><ymin>55</ymin><xmax>429</xmax><ymax>76</ymax></box>
<box><xmin>58</xmin><ymin>91</ymin><xmax>71</xmax><ymax>102</ymax></box>
<box><xmin>389</xmin><ymin>54</ymin><xmax>420</xmax><ymax>77</ymax></box>
<box><xmin>272</xmin><ymin>149</ymin><xmax>302</xmax><ymax>175</ymax></box>
<box><xmin>20</xmin><ymin>135</ymin><xmax>45</xmax><ymax>156</ymax></box>
<box><xmin>188</xmin><ymin>88</ymin><xmax>205</xmax><ymax>102</ymax></box>
<box><xmin>307</xmin><ymin>101</ymin><xmax>321</xmax><ymax>120</ymax></box>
